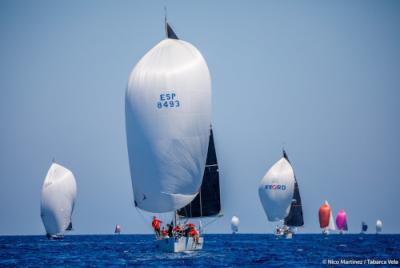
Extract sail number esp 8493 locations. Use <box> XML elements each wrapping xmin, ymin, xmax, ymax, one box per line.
<box><xmin>157</xmin><ymin>92</ymin><xmax>180</xmax><ymax>109</ymax></box>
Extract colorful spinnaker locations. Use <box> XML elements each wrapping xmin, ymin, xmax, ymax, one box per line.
<box><xmin>319</xmin><ymin>201</ymin><xmax>330</xmax><ymax>229</ymax></box>
<box><xmin>319</xmin><ymin>200</ymin><xmax>335</xmax><ymax>231</ymax></box>
<box><xmin>335</xmin><ymin>209</ymin><xmax>348</xmax><ymax>233</ymax></box>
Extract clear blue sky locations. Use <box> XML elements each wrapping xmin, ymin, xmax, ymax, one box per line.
<box><xmin>1</xmin><ymin>0</ymin><xmax>399</xmax><ymax>235</ymax></box>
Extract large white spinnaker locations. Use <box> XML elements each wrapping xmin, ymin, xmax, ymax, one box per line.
<box><xmin>125</xmin><ymin>24</ymin><xmax>211</xmax><ymax>213</ymax></box>
<box><xmin>40</xmin><ymin>163</ymin><xmax>77</xmax><ymax>238</ymax></box>
<box><xmin>258</xmin><ymin>157</ymin><xmax>295</xmax><ymax>221</ymax></box>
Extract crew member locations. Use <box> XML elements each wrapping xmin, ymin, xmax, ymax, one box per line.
<box><xmin>152</xmin><ymin>216</ymin><xmax>162</xmax><ymax>237</ymax></box>
<box><xmin>188</xmin><ymin>225</ymin><xmax>199</xmax><ymax>244</ymax></box>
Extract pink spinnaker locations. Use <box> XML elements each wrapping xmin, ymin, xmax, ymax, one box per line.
<box><xmin>335</xmin><ymin>209</ymin><xmax>348</xmax><ymax>231</ymax></box>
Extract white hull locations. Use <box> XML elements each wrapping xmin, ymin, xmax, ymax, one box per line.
<box><xmin>275</xmin><ymin>231</ymin><xmax>293</xmax><ymax>239</ymax></box>
<box><xmin>46</xmin><ymin>233</ymin><xmax>64</xmax><ymax>240</ymax></box>
<box><xmin>322</xmin><ymin>229</ymin><xmax>330</xmax><ymax>236</ymax></box>
<box><xmin>157</xmin><ymin>236</ymin><xmax>204</xmax><ymax>253</ymax></box>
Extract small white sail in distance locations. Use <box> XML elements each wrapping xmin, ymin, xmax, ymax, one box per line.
<box><xmin>125</xmin><ymin>26</ymin><xmax>211</xmax><ymax>213</ymax></box>
<box><xmin>258</xmin><ymin>157</ymin><xmax>295</xmax><ymax>221</ymax></box>
<box><xmin>231</xmin><ymin>216</ymin><xmax>240</xmax><ymax>233</ymax></box>
<box><xmin>376</xmin><ymin>219</ymin><xmax>383</xmax><ymax>233</ymax></box>
<box><xmin>40</xmin><ymin>163</ymin><xmax>77</xmax><ymax>237</ymax></box>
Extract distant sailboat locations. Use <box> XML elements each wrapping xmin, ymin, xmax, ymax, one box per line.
<box><xmin>115</xmin><ymin>224</ymin><xmax>121</xmax><ymax>234</ymax></box>
<box><xmin>258</xmin><ymin>150</ymin><xmax>304</xmax><ymax>239</ymax></box>
<box><xmin>335</xmin><ymin>209</ymin><xmax>348</xmax><ymax>234</ymax></box>
<box><xmin>319</xmin><ymin>201</ymin><xmax>335</xmax><ymax>235</ymax></box>
<box><xmin>231</xmin><ymin>216</ymin><xmax>240</xmax><ymax>234</ymax></box>
<box><xmin>361</xmin><ymin>222</ymin><xmax>368</xmax><ymax>233</ymax></box>
<box><xmin>40</xmin><ymin>162</ymin><xmax>77</xmax><ymax>239</ymax></box>
<box><xmin>125</xmin><ymin>19</ymin><xmax>211</xmax><ymax>252</ymax></box>
<box><xmin>376</xmin><ymin>220</ymin><xmax>383</xmax><ymax>234</ymax></box>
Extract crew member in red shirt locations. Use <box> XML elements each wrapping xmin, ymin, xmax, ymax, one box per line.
<box><xmin>188</xmin><ymin>226</ymin><xmax>199</xmax><ymax>244</ymax></box>
<box><xmin>151</xmin><ymin>216</ymin><xmax>162</xmax><ymax>237</ymax></box>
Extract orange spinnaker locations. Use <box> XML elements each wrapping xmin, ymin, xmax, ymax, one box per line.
<box><xmin>319</xmin><ymin>204</ymin><xmax>330</xmax><ymax>228</ymax></box>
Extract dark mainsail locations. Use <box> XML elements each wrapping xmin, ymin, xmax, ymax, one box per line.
<box><xmin>283</xmin><ymin>150</ymin><xmax>304</xmax><ymax>227</ymax></box>
<box><xmin>362</xmin><ymin>222</ymin><xmax>368</xmax><ymax>232</ymax></box>
<box><xmin>66</xmin><ymin>222</ymin><xmax>73</xmax><ymax>231</ymax></box>
<box><xmin>177</xmin><ymin>128</ymin><xmax>221</xmax><ymax>218</ymax></box>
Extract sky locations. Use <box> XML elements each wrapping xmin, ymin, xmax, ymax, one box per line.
<box><xmin>0</xmin><ymin>0</ymin><xmax>399</xmax><ymax>235</ymax></box>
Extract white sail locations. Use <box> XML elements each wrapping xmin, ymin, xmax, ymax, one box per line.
<box><xmin>231</xmin><ymin>216</ymin><xmax>240</xmax><ymax>233</ymax></box>
<box><xmin>376</xmin><ymin>219</ymin><xmax>383</xmax><ymax>233</ymax></box>
<box><xmin>327</xmin><ymin>201</ymin><xmax>336</xmax><ymax>231</ymax></box>
<box><xmin>125</xmin><ymin>37</ymin><xmax>211</xmax><ymax>213</ymax></box>
<box><xmin>40</xmin><ymin>163</ymin><xmax>77</xmax><ymax>237</ymax></box>
<box><xmin>258</xmin><ymin>157</ymin><xmax>295</xmax><ymax>221</ymax></box>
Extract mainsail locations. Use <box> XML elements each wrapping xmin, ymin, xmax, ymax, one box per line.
<box><xmin>328</xmin><ymin>207</ymin><xmax>336</xmax><ymax>231</ymax></box>
<box><xmin>125</xmin><ymin>22</ymin><xmax>211</xmax><ymax>213</ymax></box>
<box><xmin>361</xmin><ymin>222</ymin><xmax>368</xmax><ymax>232</ymax></box>
<box><xmin>177</xmin><ymin>128</ymin><xmax>221</xmax><ymax>218</ymax></box>
<box><xmin>283</xmin><ymin>151</ymin><xmax>304</xmax><ymax>227</ymax></box>
<box><xmin>40</xmin><ymin>163</ymin><xmax>77</xmax><ymax>237</ymax></box>
<box><xmin>258</xmin><ymin>152</ymin><xmax>295</xmax><ymax>222</ymax></box>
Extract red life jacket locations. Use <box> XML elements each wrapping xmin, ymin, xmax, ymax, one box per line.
<box><xmin>189</xmin><ymin>229</ymin><xmax>198</xmax><ymax>237</ymax></box>
<box><xmin>152</xmin><ymin>219</ymin><xmax>161</xmax><ymax>230</ymax></box>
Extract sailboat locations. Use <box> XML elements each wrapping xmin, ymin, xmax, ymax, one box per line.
<box><xmin>258</xmin><ymin>150</ymin><xmax>304</xmax><ymax>239</ymax></box>
<box><xmin>376</xmin><ymin>220</ymin><xmax>383</xmax><ymax>234</ymax></box>
<box><xmin>40</xmin><ymin>162</ymin><xmax>77</xmax><ymax>239</ymax></box>
<box><xmin>125</xmin><ymin>19</ymin><xmax>212</xmax><ymax>253</ymax></box>
<box><xmin>335</xmin><ymin>209</ymin><xmax>348</xmax><ymax>234</ymax></box>
<box><xmin>361</xmin><ymin>221</ymin><xmax>368</xmax><ymax>234</ymax></box>
<box><xmin>319</xmin><ymin>200</ymin><xmax>335</xmax><ymax>235</ymax></box>
<box><xmin>231</xmin><ymin>216</ymin><xmax>239</xmax><ymax>234</ymax></box>
<box><xmin>115</xmin><ymin>224</ymin><xmax>121</xmax><ymax>234</ymax></box>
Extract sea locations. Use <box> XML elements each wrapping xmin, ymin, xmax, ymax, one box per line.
<box><xmin>0</xmin><ymin>234</ymin><xmax>399</xmax><ymax>267</ymax></box>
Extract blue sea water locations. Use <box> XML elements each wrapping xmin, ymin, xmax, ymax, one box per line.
<box><xmin>0</xmin><ymin>234</ymin><xmax>399</xmax><ymax>267</ymax></box>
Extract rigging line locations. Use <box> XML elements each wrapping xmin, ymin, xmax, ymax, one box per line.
<box><xmin>202</xmin><ymin>215</ymin><xmax>222</xmax><ymax>229</ymax></box>
<box><xmin>135</xmin><ymin>206</ymin><xmax>153</xmax><ymax>232</ymax></box>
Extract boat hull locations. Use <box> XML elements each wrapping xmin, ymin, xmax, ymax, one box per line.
<box><xmin>157</xmin><ymin>236</ymin><xmax>204</xmax><ymax>253</ymax></box>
